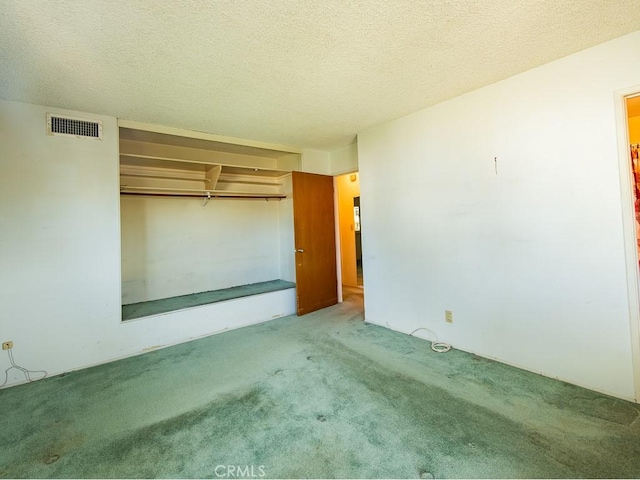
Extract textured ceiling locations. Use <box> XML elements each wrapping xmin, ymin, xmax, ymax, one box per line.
<box><xmin>2</xmin><ymin>0</ymin><xmax>640</xmax><ymax>150</ymax></box>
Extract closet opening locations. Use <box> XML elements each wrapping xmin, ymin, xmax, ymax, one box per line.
<box><xmin>118</xmin><ymin>125</ymin><xmax>300</xmax><ymax>321</ymax></box>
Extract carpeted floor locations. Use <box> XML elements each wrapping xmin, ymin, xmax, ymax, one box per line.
<box><xmin>1</xmin><ymin>288</ymin><xmax>639</xmax><ymax>479</ymax></box>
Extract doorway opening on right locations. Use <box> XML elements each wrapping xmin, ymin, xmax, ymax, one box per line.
<box><xmin>336</xmin><ymin>172</ymin><xmax>363</xmax><ymax>301</ymax></box>
<box><xmin>627</xmin><ymin>95</ymin><xmax>640</xmax><ymax>269</ymax></box>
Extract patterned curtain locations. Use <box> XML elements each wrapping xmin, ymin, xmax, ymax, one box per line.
<box><xmin>632</xmin><ymin>144</ymin><xmax>640</xmax><ymax>262</ymax></box>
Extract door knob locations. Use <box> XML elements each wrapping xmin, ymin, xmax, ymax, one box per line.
<box><xmin>295</xmin><ymin>249</ymin><xmax>305</xmax><ymax>253</ymax></box>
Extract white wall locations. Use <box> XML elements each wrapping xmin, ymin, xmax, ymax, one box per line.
<box><xmin>330</xmin><ymin>143</ymin><xmax>358</xmax><ymax>175</ymax></box>
<box><xmin>121</xmin><ymin>197</ymin><xmax>281</xmax><ymax>304</ymax></box>
<box><xmin>0</xmin><ymin>100</ymin><xmax>296</xmax><ymax>388</ymax></box>
<box><xmin>358</xmin><ymin>31</ymin><xmax>640</xmax><ymax>401</ymax></box>
<box><xmin>301</xmin><ymin>149</ymin><xmax>331</xmax><ymax>174</ymax></box>
<box><xmin>278</xmin><ymin>175</ymin><xmax>296</xmax><ymax>283</ymax></box>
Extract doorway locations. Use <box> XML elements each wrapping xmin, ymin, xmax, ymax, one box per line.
<box><xmin>335</xmin><ymin>172</ymin><xmax>363</xmax><ymax>300</ymax></box>
<box><xmin>618</xmin><ymin>89</ymin><xmax>640</xmax><ymax>403</ymax></box>
<box><xmin>354</xmin><ymin>196</ymin><xmax>363</xmax><ymax>286</ymax></box>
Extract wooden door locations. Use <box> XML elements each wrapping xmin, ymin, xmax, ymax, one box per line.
<box><xmin>292</xmin><ymin>171</ymin><xmax>338</xmax><ymax>315</ymax></box>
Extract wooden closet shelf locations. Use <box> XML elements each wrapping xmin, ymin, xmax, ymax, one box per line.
<box><xmin>120</xmin><ymin>153</ymin><xmax>290</xmax><ymax>177</ymax></box>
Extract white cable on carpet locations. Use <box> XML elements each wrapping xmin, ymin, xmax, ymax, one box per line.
<box><xmin>0</xmin><ymin>348</ymin><xmax>47</xmax><ymax>388</ymax></box>
<box><xmin>409</xmin><ymin>327</ymin><xmax>451</xmax><ymax>353</ymax></box>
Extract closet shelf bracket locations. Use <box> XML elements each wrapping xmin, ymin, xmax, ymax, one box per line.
<box><xmin>202</xmin><ymin>191</ymin><xmax>211</xmax><ymax>207</ymax></box>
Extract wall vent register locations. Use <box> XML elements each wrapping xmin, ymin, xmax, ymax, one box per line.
<box><xmin>47</xmin><ymin>113</ymin><xmax>103</xmax><ymax>139</ymax></box>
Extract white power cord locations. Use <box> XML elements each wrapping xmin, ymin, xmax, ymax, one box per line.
<box><xmin>409</xmin><ymin>327</ymin><xmax>451</xmax><ymax>353</ymax></box>
<box><xmin>0</xmin><ymin>348</ymin><xmax>47</xmax><ymax>388</ymax></box>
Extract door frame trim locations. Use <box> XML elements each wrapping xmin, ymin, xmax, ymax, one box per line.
<box><xmin>333</xmin><ymin>176</ymin><xmax>343</xmax><ymax>303</ymax></box>
<box><xmin>614</xmin><ymin>85</ymin><xmax>640</xmax><ymax>402</ymax></box>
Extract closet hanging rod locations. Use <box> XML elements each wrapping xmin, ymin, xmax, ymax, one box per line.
<box><xmin>120</xmin><ymin>192</ymin><xmax>285</xmax><ymax>200</ymax></box>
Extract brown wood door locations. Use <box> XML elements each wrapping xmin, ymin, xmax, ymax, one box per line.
<box><xmin>292</xmin><ymin>171</ymin><xmax>338</xmax><ymax>315</ymax></box>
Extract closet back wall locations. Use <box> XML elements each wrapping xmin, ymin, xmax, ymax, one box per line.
<box><xmin>120</xmin><ymin>197</ymin><xmax>281</xmax><ymax>304</ymax></box>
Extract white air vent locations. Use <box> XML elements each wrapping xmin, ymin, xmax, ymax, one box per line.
<box><xmin>47</xmin><ymin>113</ymin><xmax>102</xmax><ymax>139</ymax></box>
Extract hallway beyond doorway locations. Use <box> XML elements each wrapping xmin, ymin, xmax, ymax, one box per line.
<box><xmin>336</xmin><ymin>172</ymin><xmax>362</xmax><ymax>292</ymax></box>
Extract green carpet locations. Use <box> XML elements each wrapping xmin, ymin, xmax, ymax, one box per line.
<box><xmin>122</xmin><ymin>279</ymin><xmax>296</xmax><ymax>320</ymax></box>
<box><xmin>1</xmin><ymin>289</ymin><xmax>639</xmax><ymax>478</ymax></box>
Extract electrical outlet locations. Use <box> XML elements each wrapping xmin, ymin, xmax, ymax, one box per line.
<box><xmin>2</xmin><ymin>341</ymin><xmax>13</xmax><ymax>350</ymax></box>
<box><xmin>445</xmin><ymin>310</ymin><xmax>453</xmax><ymax>324</ymax></box>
